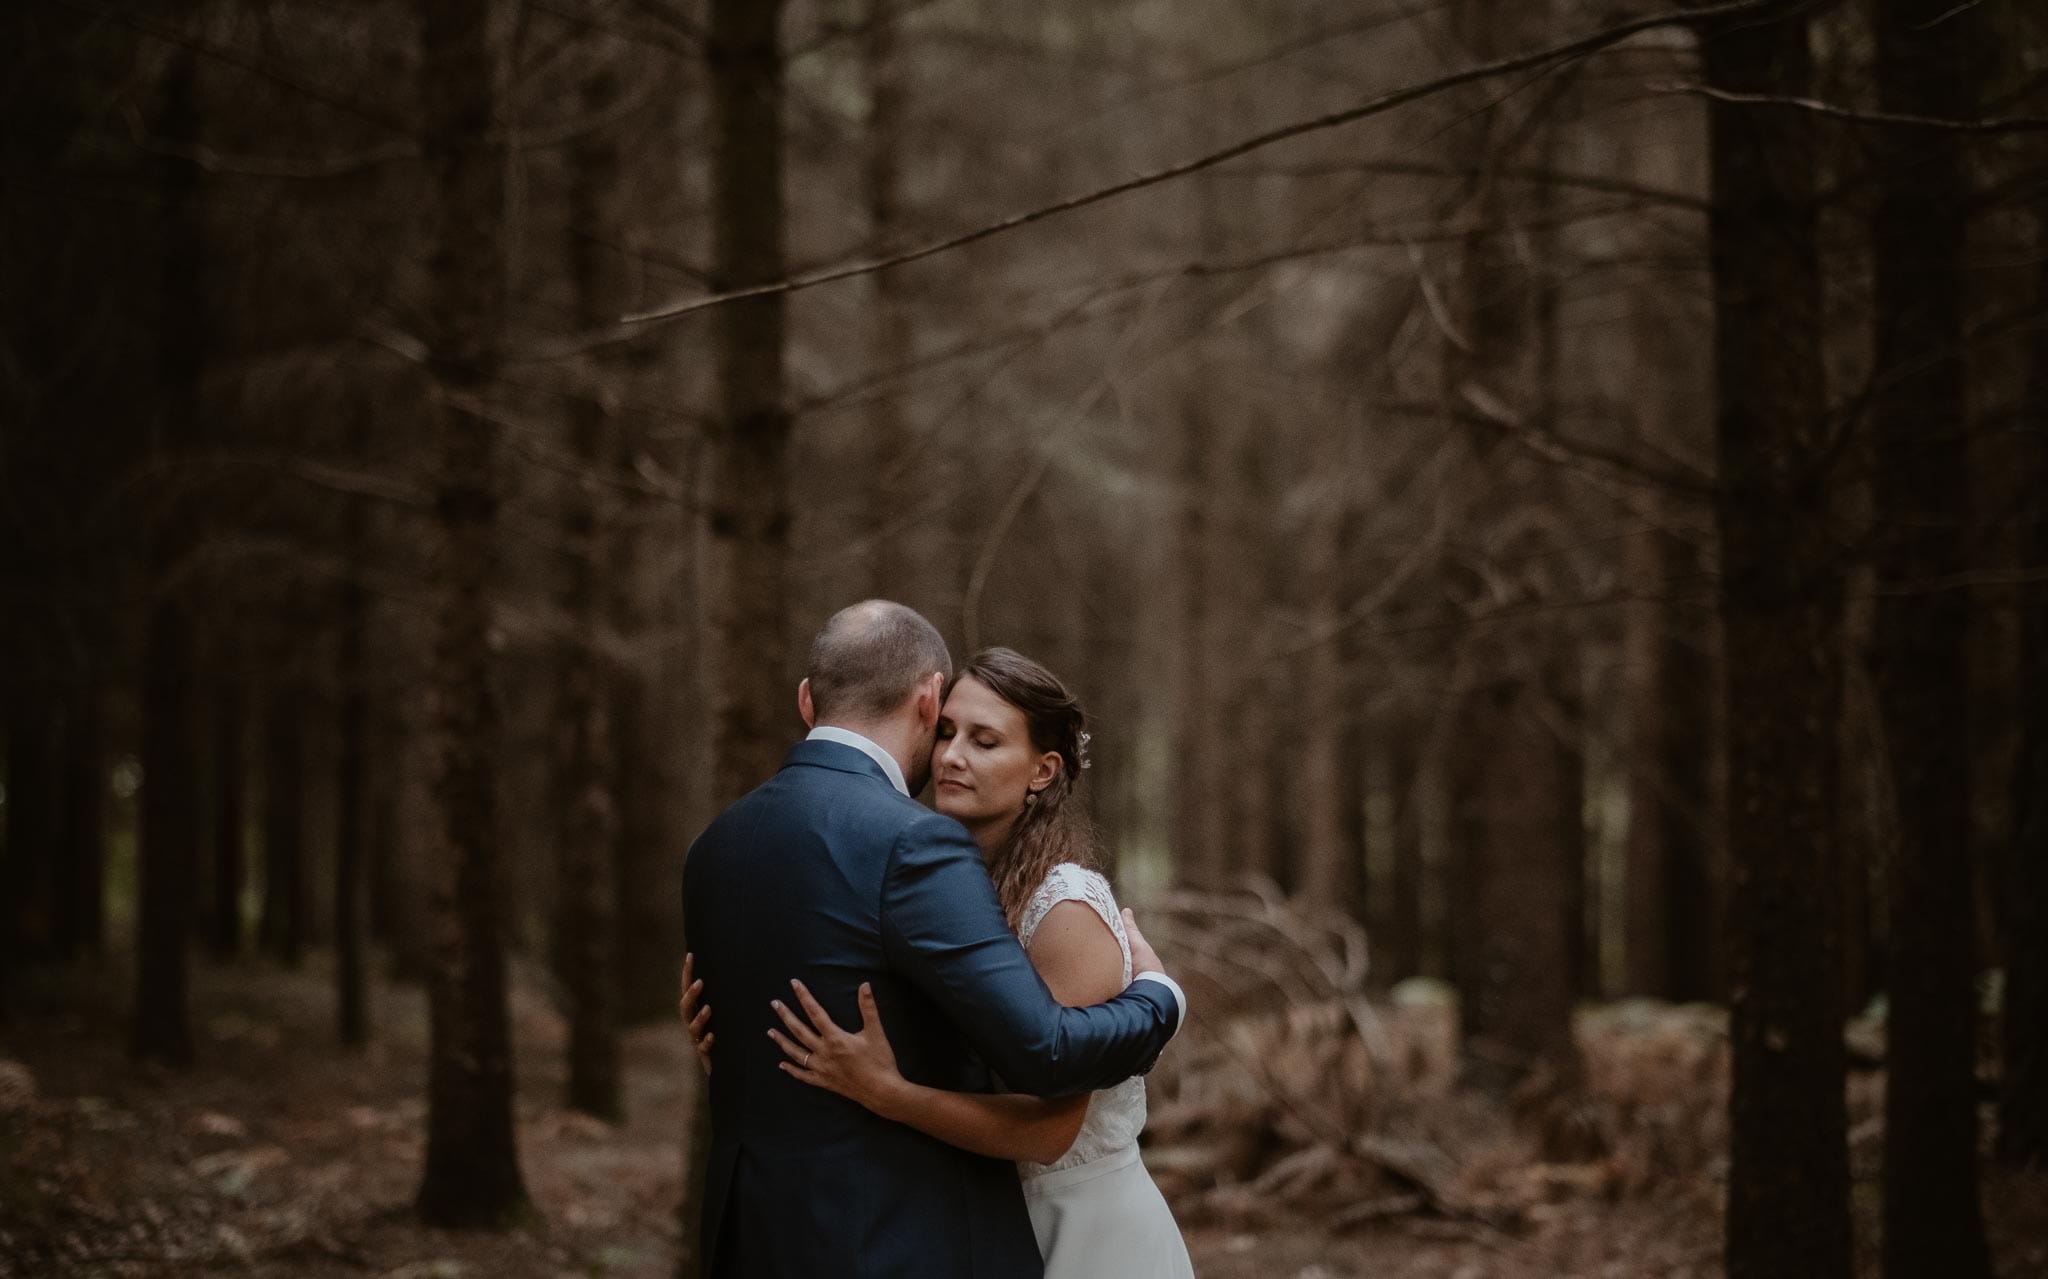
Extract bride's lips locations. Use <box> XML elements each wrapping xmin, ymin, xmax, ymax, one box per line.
<box><xmin>936</xmin><ymin>779</ymin><xmax>970</xmax><ymax>792</ymax></box>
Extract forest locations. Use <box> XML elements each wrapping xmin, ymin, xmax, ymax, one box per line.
<box><xmin>1</xmin><ymin>0</ymin><xmax>2044</xmax><ymax>1276</ymax></box>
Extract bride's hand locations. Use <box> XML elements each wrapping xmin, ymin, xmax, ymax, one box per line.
<box><xmin>679</xmin><ymin>952</ymin><xmax>713</xmax><ymax>1076</ymax></box>
<box><xmin>768</xmin><ymin>980</ymin><xmax>907</xmax><ymax>1119</ymax></box>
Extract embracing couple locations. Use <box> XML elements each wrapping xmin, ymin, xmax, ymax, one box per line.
<box><xmin>678</xmin><ymin>600</ymin><xmax>1197</xmax><ymax>1278</ymax></box>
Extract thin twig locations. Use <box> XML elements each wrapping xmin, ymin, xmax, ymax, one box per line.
<box><xmin>1664</xmin><ymin>83</ymin><xmax>2048</xmax><ymax>132</ymax></box>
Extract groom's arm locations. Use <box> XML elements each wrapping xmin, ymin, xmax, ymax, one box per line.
<box><xmin>879</xmin><ymin>811</ymin><xmax>1181</xmax><ymax>1098</ymax></box>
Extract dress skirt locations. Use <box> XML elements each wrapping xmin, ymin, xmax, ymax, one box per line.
<box><xmin>1021</xmin><ymin>1145</ymin><xmax>1196</xmax><ymax>1279</ymax></box>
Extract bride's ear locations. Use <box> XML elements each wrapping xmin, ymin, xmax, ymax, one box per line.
<box><xmin>1029</xmin><ymin>752</ymin><xmax>1062</xmax><ymax>796</ymax></box>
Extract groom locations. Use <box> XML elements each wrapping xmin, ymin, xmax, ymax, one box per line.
<box><xmin>683</xmin><ymin>600</ymin><xmax>1185</xmax><ymax>1279</ymax></box>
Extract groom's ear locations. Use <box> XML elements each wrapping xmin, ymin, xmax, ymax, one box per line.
<box><xmin>913</xmin><ymin>672</ymin><xmax>943</xmax><ymax>728</ymax></box>
<box><xmin>797</xmin><ymin>678</ymin><xmax>817</xmax><ymax>729</ymax></box>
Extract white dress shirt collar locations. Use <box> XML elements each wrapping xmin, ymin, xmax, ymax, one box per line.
<box><xmin>806</xmin><ymin>726</ymin><xmax>910</xmax><ymax>797</ymax></box>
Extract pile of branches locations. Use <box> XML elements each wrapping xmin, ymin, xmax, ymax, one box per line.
<box><xmin>1135</xmin><ymin>881</ymin><xmax>1741</xmax><ymax>1235</ymax></box>
<box><xmin>1137</xmin><ymin>880</ymin><xmax>1478</xmax><ymax>1232</ymax></box>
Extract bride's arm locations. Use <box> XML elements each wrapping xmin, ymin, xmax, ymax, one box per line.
<box><xmin>768</xmin><ymin>901</ymin><xmax>1128</xmax><ymax>1164</ymax></box>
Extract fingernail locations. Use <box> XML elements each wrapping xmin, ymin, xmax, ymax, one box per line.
<box><xmin>771</xmin><ymin>1000</ymin><xmax>783</xmax><ymax>1010</ymax></box>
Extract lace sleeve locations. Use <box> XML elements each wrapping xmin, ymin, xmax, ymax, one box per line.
<box><xmin>1017</xmin><ymin>864</ymin><xmax>1132</xmax><ymax>986</ymax></box>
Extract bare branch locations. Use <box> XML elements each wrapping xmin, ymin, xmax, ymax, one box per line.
<box><xmin>1662</xmin><ymin>83</ymin><xmax>2048</xmax><ymax>132</ymax></box>
<box><xmin>619</xmin><ymin>0</ymin><xmax>1800</xmax><ymax>326</ymax></box>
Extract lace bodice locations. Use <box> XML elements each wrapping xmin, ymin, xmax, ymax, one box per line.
<box><xmin>1015</xmin><ymin>864</ymin><xmax>1149</xmax><ymax>1179</ymax></box>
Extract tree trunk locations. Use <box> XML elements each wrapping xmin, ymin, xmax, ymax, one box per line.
<box><xmin>261</xmin><ymin>684</ymin><xmax>308</xmax><ymax>968</ymax></box>
<box><xmin>681</xmin><ymin>0</ymin><xmax>790</xmax><ymax>1268</ymax></box>
<box><xmin>1172</xmin><ymin>370</ymin><xmax>1222</xmax><ymax>890</ymax></box>
<box><xmin>1839</xmin><ymin>613</ymin><xmax>1884</xmax><ymax>1017</ymax></box>
<box><xmin>60</xmin><ymin>685</ymin><xmax>106</xmax><ymax>957</ymax></box>
<box><xmin>1298</xmin><ymin>510</ymin><xmax>1355</xmax><ymax>914</ymax></box>
<box><xmin>557</xmin><ymin>59</ymin><xmax>624</xmax><ymax>1121</ymax></box>
<box><xmin>1441</xmin><ymin>0</ymin><xmax>1581</xmax><ymax>1091</ymax></box>
<box><xmin>413</xmin><ymin>0</ymin><xmax>528</xmax><ymax>1228</ymax></box>
<box><xmin>208</xmin><ymin>679</ymin><xmax>245</xmax><ymax>958</ymax></box>
<box><xmin>1997</xmin><ymin>214</ymin><xmax>2048</xmax><ymax>1167</ymax></box>
<box><xmin>132</xmin><ymin>37</ymin><xmax>203</xmax><ymax>1066</ymax></box>
<box><xmin>336</xmin><ymin>667</ymin><xmax>368</xmax><ymax>1044</ymax></box>
<box><xmin>1871</xmin><ymin>4</ymin><xmax>1993</xmax><ymax>1273</ymax></box>
<box><xmin>3</xmin><ymin>689</ymin><xmax>61</xmax><ymax>961</ymax></box>
<box><xmin>336</xmin><ymin>427</ymin><xmax>370</xmax><ymax>1044</ymax></box>
<box><xmin>703</xmin><ymin>0</ymin><xmax>792</xmax><ymax>805</ymax></box>
<box><xmin>1703</xmin><ymin>7</ymin><xmax>1853</xmax><ymax>1277</ymax></box>
<box><xmin>1457</xmin><ymin>665</ymin><xmax>1583</xmax><ymax>1094</ymax></box>
<box><xmin>611</xmin><ymin>592</ymin><xmax>685</xmax><ymax>1025</ymax></box>
<box><xmin>862</xmin><ymin>0</ymin><xmax>914</xmax><ymax>599</ymax></box>
<box><xmin>1383</xmin><ymin>736</ymin><xmax>1423</xmax><ymax>982</ymax></box>
<box><xmin>1622</xmin><ymin>522</ymin><xmax>1721</xmax><ymax>1000</ymax></box>
<box><xmin>1170</xmin><ymin>176</ymin><xmax>1229</xmax><ymax>891</ymax></box>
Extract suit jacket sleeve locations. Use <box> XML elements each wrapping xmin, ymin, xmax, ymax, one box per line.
<box><xmin>879</xmin><ymin>810</ymin><xmax>1180</xmax><ymax>1098</ymax></box>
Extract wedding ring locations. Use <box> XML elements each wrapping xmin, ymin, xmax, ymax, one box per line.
<box><xmin>803</xmin><ymin>1050</ymin><xmax>812</xmax><ymax>1068</ymax></box>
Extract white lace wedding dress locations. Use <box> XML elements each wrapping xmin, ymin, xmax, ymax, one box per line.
<box><xmin>1015</xmin><ymin>864</ymin><xmax>1196</xmax><ymax>1279</ymax></box>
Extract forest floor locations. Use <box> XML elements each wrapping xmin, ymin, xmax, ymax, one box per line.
<box><xmin>2</xmin><ymin>957</ymin><xmax>2043</xmax><ymax>1279</ymax></box>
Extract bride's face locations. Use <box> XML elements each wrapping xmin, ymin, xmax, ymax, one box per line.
<box><xmin>931</xmin><ymin>676</ymin><xmax>1060</xmax><ymax>828</ymax></box>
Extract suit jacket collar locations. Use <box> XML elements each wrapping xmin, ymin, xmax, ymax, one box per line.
<box><xmin>784</xmin><ymin>737</ymin><xmax>906</xmax><ymax>794</ymax></box>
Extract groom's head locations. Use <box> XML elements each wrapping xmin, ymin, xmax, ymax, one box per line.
<box><xmin>798</xmin><ymin>600</ymin><xmax>952</xmax><ymax>792</ymax></box>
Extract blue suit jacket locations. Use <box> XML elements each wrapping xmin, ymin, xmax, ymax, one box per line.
<box><xmin>682</xmin><ymin>738</ymin><xmax>1181</xmax><ymax>1279</ymax></box>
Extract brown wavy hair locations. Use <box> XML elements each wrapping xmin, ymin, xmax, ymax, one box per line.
<box><xmin>949</xmin><ymin>647</ymin><xmax>1102</xmax><ymax>931</ymax></box>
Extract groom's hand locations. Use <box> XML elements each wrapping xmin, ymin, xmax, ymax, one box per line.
<box><xmin>1122</xmin><ymin>908</ymin><xmax>1164</xmax><ymax>977</ymax></box>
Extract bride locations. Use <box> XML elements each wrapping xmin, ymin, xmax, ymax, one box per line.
<box><xmin>682</xmin><ymin>646</ymin><xmax>1194</xmax><ymax>1278</ymax></box>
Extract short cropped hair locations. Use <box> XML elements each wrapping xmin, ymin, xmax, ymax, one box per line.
<box><xmin>806</xmin><ymin>600</ymin><xmax>953</xmax><ymax>723</ymax></box>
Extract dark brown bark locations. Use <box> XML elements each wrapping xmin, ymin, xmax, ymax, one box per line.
<box><xmin>3</xmin><ymin>688</ymin><xmax>62</xmax><ymax>961</ymax></box>
<box><xmin>1457</xmin><ymin>665</ymin><xmax>1584</xmax><ymax>1094</ymax></box>
<box><xmin>1082</xmin><ymin>507</ymin><xmax>1131</xmax><ymax>883</ymax></box>
<box><xmin>336</xmin><ymin>434</ymin><xmax>370</xmax><ymax>1045</ymax></box>
<box><xmin>680</xmin><ymin>0</ymin><xmax>791</xmax><ymax>1267</ymax></box>
<box><xmin>704</xmin><ymin>0</ymin><xmax>793</xmax><ymax>805</ymax></box>
<box><xmin>1171</xmin><ymin>177</ymin><xmax>1228</xmax><ymax>891</ymax></box>
<box><xmin>1838</xmin><ymin>611</ymin><xmax>1884</xmax><ymax>1016</ymax></box>
<box><xmin>1443</xmin><ymin>0</ymin><xmax>1582</xmax><ymax>1090</ymax></box>
<box><xmin>862</xmin><ymin>0</ymin><xmax>914</xmax><ymax>599</ymax></box>
<box><xmin>136</xmin><ymin>607</ymin><xmax>200</xmax><ymax>1065</ymax></box>
<box><xmin>260</xmin><ymin>684</ymin><xmax>308</xmax><ymax>968</ymax></box>
<box><xmin>557</xmin><ymin>60</ymin><xmax>623</xmax><ymax>1121</ymax></box>
<box><xmin>1299</xmin><ymin>513</ymin><xmax>1355</xmax><ymax>914</ymax></box>
<box><xmin>1385</xmin><ymin>738</ymin><xmax>1424</xmax><ymax>981</ymax></box>
<box><xmin>413</xmin><ymin>0</ymin><xmax>528</xmax><ymax>1229</ymax></box>
<box><xmin>1173</xmin><ymin>386</ymin><xmax>1222</xmax><ymax>890</ymax></box>
<box><xmin>336</xmin><ymin>672</ymin><xmax>368</xmax><ymax>1045</ymax></box>
<box><xmin>1225</xmin><ymin>422</ymin><xmax>1285</xmax><ymax>891</ymax></box>
<box><xmin>208</xmin><ymin>679</ymin><xmax>246</xmax><ymax>958</ymax></box>
<box><xmin>1622</xmin><ymin>523</ymin><xmax>1722</xmax><ymax>1000</ymax></box>
<box><xmin>60</xmin><ymin>686</ymin><xmax>106</xmax><ymax>957</ymax></box>
<box><xmin>368</xmin><ymin>705</ymin><xmax>400</xmax><ymax>949</ymax></box>
<box><xmin>1703</xmin><ymin>6</ymin><xmax>1853</xmax><ymax>1277</ymax></box>
<box><xmin>1871</xmin><ymin>3</ymin><xmax>1993</xmax><ymax>1273</ymax></box>
<box><xmin>611</xmin><ymin>645</ymin><xmax>683</xmax><ymax>1025</ymax></box>
<box><xmin>1997</xmin><ymin>221</ymin><xmax>2048</xmax><ymax>1167</ymax></box>
<box><xmin>132</xmin><ymin>37</ymin><xmax>204</xmax><ymax>1067</ymax></box>
<box><xmin>382</xmin><ymin>704</ymin><xmax>435</xmax><ymax>985</ymax></box>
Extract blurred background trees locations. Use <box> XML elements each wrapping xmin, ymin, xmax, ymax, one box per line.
<box><xmin>0</xmin><ymin>0</ymin><xmax>2042</xmax><ymax>1275</ymax></box>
